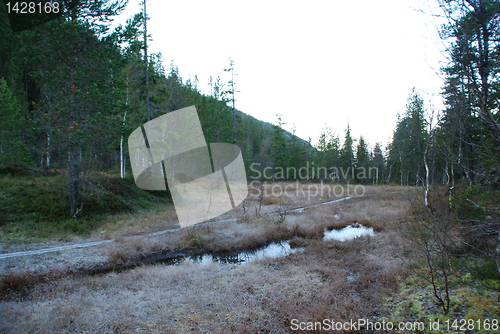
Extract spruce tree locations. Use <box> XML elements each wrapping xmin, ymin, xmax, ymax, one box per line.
<box><xmin>387</xmin><ymin>89</ymin><xmax>427</xmax><ymax>185</ymax></box>
<box><xmin>340</xmin><ymin>123</ymin><xmax>355</xmax><ymax>182</ymax></box>
<box><xmin>355</xmin><ymin>136</ymin><xmax>370</xmax><ymax>183</ymax></box>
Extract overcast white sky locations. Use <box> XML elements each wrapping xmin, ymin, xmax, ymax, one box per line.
<box><xmin>115</xmin><ymin>0</ymin><xmax>448</xmax><ymax>150</ymax></box>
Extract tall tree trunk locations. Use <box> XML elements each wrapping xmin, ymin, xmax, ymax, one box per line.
<box><xmin>120</xmin><ymin>108</ymin><xmax>127</xmax><ymax>179</ymax></box>
<box><xmin>143</xmin><ymin>0</ymin><xmax>150</xmax><ymax>123</ymax></box>
<box><xmin>69</xmin><ymin>144</ymin><xmax>80</xmax><ymax>216</ymax></box>
<box><xmin>424</xmin><ymin>145</ymin><xmax>430</xmax><ymax>207</ymax></box>
<box><xmin>46</xmin><ymin>130</ymin><xmax>51</xmax><ymax>168</ymax></box>
<box><xmin>399</xmin><ymin>155</ymin><xmax>403</xmax><ymax>185</ymax></box>
<box><xmin>68</xmin><ymin>65</ymin><xmax>81</xmax><ymax>217</ymax></box>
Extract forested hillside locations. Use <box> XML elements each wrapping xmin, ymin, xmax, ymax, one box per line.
<box><xmin>0</xmin><ymin>0</ymin><xmax>499</xmax><ymax>237</ymax></box>
<box><xmin>0</xmin><ymin>0</ymin><xmax>316</xmax><ymax>221</ymax></box>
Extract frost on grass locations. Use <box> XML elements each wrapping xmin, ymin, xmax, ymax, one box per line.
<box><xmin>0</xmin><ymin>236</ymin><xmax>406</xmax><ymax>333</ymax></box>
<box><xmin>0</xmin><ymin>185</ymin><xmax>415</xmax><ymax>333</ymax></box>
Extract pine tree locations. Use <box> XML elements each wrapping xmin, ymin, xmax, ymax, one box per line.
<box><xmin>288</xmin><ymin>125</ymin><xmax>307</xmax><ymax>173</ymax></box>
<box><xmin>438</xmin><ymin>0</ymin><xmax>500</xmax><ymax>184</ymax></box>
<box><xmin>0</xmin><ymin>78</ymin><xmax>30</xmax><ymax>168</ymax></box>
<box><xmin>20</xmin><ymin>16</ymin><xmax>126</xmax><ymax>216</ymax></box>
<box><xmin>270</xmin><ymin>115</ymin><xmax>289</xmax><ymax>175</ymax></box>
<box><xmin>224</xmin><ymin>57</ymin><xmax>239</xmax><ymax>143</ymax></box>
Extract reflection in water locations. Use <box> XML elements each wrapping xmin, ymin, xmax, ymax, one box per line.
<box><xmin>323</xmin><ymin>224</ymin><xmax>375</xmax><ymax>242</ymax></box>
<box><xmin>154</xmin><ymin>224</ymin><xmax>375</xmax><ymax>268</ymax></box>
<box><xmin>158</xmin><ymin>241</ymin><xmax>295</xmax><ymax>266</ymax></box>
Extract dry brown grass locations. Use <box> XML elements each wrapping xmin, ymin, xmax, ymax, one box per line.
<box><xmin>260</xmin><ymin>195</ymin><xmax>281</xmax><ymax>205</ymax></box>
<box><xmin>0</xmin><ymin>235</ymin><xmax>407</xmax><ymax>333</ymax></box>
<box><xmin>92</xmin><ymin>206</ymin><xmax>180</xmax><ymax>240</ymax></box>
<box><xmin>0</xmin><ymin>184</ymin><xmax>419</xmax><ymax>333</ymax></box>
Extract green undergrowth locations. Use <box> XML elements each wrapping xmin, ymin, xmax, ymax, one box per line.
<box><xmin>453</xmin><ymin>184</ymin><xmax>500</xmax><ymax>220</ymax></box>
<box><xmin>380</xmin><ymin>265</ymin><xmax>500</xmax><ymax>334</ymax></box>
<box><xmin>0</xmin><ymin>169</ymin><xmax>171</xmax><ymax>242</ymax></box>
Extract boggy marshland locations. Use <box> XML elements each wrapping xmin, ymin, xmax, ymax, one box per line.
<box><xmin>0</xmin><ymin>184</ymin><xmax>438</xmax><ymax>333</ymax></box>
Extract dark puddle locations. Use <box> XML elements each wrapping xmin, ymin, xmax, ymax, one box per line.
<box><xmin>144</xmin><ymin>223</ymin><xmax>376</xmax><ymax>267</ymax></box>
<box><xmin>145</xmin><ymin>241</ymin><xmax>296</xmax><ymax>266</ymax></box>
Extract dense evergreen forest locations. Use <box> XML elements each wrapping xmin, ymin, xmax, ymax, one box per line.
<box><xmin>0</xmin><ymin>0</ymin><xmax>499</xmax><ymax>233</ymax></box>
<box><xmin>1</xmin><ymin>2</ymin><xmax>499</xmax><ymax>328</ymax></box>
<box><xmin>0</xmin><ymin>0</ymin><xmax>316</xmax><ymax>221</ymax></box>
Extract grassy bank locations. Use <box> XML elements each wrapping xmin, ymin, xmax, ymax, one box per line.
<box><xmin>0</xmin><ymin>169</ymin><xmax>171</xmax><ymax>242</ymax></box>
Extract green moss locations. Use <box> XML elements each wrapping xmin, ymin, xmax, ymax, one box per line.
<box><xmin>381</xmin><ymin>267</ymin><xmax>500</xmax><ymax>334</ymax></box>
<box><xmin>483</xmin><ymin>279</ymin><xmax>500</xmax><ymax>289</ymax></box>
<box><xmin>0</xmin><ymin>171</ymin><xmax>171</xmax><ymax>242</ymax></box>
